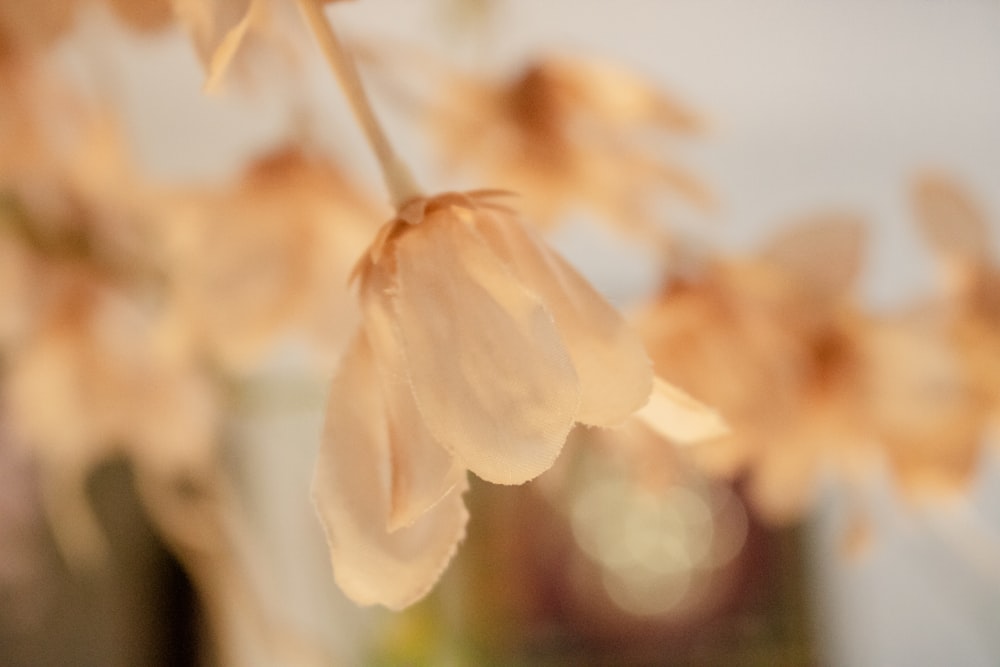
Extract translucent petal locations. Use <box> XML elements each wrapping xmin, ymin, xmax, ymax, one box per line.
<box><xmin>312</xmin><ymin>333</ymin><xmax>468</xmax><ymax>609</ymax></box>
<box><xmin>393</xmin><ymin>210</ymin><xmax>580</xmax><ymax>484</ymax></box>
<box><xmin>362</xmin><ymin>265</ymin><xmax>465</xmax><ymax>531</ymax></box>
<box><xmin>474</xmin><ymin>208</ymin><xmax>652</xmax><ymax>426</ymax></box>
<box><xmin>634</xmin><ymin>378</ymin><xmax>729</xmax><ymax>445</ymax></box>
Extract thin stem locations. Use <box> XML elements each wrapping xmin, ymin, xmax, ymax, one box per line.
<box><xmin>296</xmin><ymin>0</ymin><xmax>422</xmax><ymax>208</ymax></box>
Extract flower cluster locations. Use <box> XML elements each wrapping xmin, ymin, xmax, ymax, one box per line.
<box><xmin>639</xmin><ymin>178</ymin><xmax>999</xmax><ymax>530</ymax></box>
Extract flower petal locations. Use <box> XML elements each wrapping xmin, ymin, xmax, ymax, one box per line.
<box><xmin>362</xmin><ymin>265</ymin><xmax>465</xmax><ymax>531</ymax></box>
<box><xmin>634</xmin><ymin>377</ymin><xmax>729</xmax><ymax>445</ymax></box>
<box><xmin>312</xmin><ymin>333</ymin><xmax>468</xmax><ymax>609</ymax></box>
<box><xmin>474</xmin><ymin>208</ymin><xmax>652</xmax><ymax>426</ymax></box>
<box><xmin>761</xmin><ymin>213</ymin><xmax>866</xmax><ymax>302</ymax></box>
<box><xmin>392</xmin><ymin>210</ymin><xmax>580</xmax><ymax>484</ymax></box>
<box><xmin>912</xmin><ymin>173</ymin><xmax>991</xmax><ymax>266</ymax></box>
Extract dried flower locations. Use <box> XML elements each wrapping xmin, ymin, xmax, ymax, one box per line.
<box><xmin>873</xmin><ymin>174</ymin><xmax>1000</xmax><ymax>499</ymax></box>
<box><xmin>161</xmin><ymin>148</ymin><xmax>377</xmax><ymax>370</ymax></box>
<box><xmin>426</xmin><ymin>57</ymin><xmax>712</xmax><ymax>239</ymax></box>
<box><xmin>5</xmin><ymin>261</ymin><xmax>217</xmax><ymax>480</ymax></box>
<box><xmin>640</xmin><ymin>215</ymin><xmax>873</xmax><ymax>524</ymax></box>
<box><xmin>313</xmin><ymin>190</ymin><xmax>664</xmax><ymax>608</ymax></box>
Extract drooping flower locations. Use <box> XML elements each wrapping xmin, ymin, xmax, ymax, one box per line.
<box><xmin>313</xmin><ymin>190</ymin><xmax>723</xmax><ymax>608</ymax></box>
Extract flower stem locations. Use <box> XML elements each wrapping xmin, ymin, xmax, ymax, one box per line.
<box><xmin>295</xmin><ymin>0</ymin><xmax>421</xmax><ymax>208</ymax></box>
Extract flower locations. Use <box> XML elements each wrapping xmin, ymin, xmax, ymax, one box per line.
<box><xmin>873</xmin><ymin>173</ymin><xmax>1000</xmax><ymax>499</ymax></box>
<box><xmin>639</xmin><ymin>214</ymin><xmax>875</xmax><ymax>524</ymax></box>
<box><xmin>0</xmin><ymin>115</ymin><xmax>222</xmax><ymax>563</ymax></box>
<box><xmin>313</xmin><ymin>190</ymin><xmax>663</xmax><ymax>608</ymax></box>
<box><xmin>161</xmin><ymin>147</ymin><xmax>377</xmax><ymax>370</ymax></box>
<box><xmin>424</xmin><ymin>57</ymin><xmax>712</xmax><ymax>240</ymax></box>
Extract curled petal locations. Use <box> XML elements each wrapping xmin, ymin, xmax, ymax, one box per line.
<box><xmin>634</xmin><ymin>378</ymin><xmax>729</xmax><ymax>445</ymax></box>
<box><xmin>362</xmin><ymin>265</ymin><xmax>465</xmax><ymax>530</ymax></box>
<box><xmin>474</xmin><ymin>208</ymin><xmax>652</xmax><ymax>426</ymax></box>
<box><xmin>312</xmin><ymin>333</ymin><xmax>468</xmax><ymax>609</ymax></box>
<box><xmin>393</xmin><ymin>210</ymin><xmax>580</xmax><ymax>484</ymax></box>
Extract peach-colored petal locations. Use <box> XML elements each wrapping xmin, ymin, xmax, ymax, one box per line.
<box><xmin>392</xmin><ymin>210</ymin><xmax>580</xmax><ymax>484</ymax></box>
<box><xmin>761</xmin><ymin>214</ymin><xmax>866</xmax><ymax>301</ymax></box>
<box><xmin>312</xmin><ymin>333</ymin><xmax>469</xmax><ymax>610</ymax></box>
<box><xmin>473</xmin><ymin>208</ymin><xmax>651</xmax><ymax>426</ymax></box>
<box><xmin>633</xmin><ymin>378</ymin><xmax>729</xmax><ymax>445</ymax></box>
<box><xmin>912</xmin><ymin>173</ymin><xmax>991</xmax><ymax>266</ymax></box>
<box><xmin>362</xmin><ymin>264</ymin><xmax>464</xmax><ymax>530</ymax></box>
<box><xmin>865</xmin><ymin>321</ymin><xmax>984</xmax><ymax>500</ymax></box>
<box><xmin>548</xmin><ymin>57</ymin><xmax>704</xmax><ymax>131</ymax></box>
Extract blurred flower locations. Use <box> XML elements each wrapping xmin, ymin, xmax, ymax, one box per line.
<box><xmin>160</xmin><ymin>147</ymin><xmax>378</xmax><ymax>371</ymax></box>
<box><xmin>640</xmin><ymin>215</ymin><xmax>875</xmax><ymax>524</ymax></box>
<box><xmin>425</xmin><ymin>56</ymin><xmax>712</xmax><ymax>241</ymax></box>
<box><xmin>873</xmin><ymin>173</ymin><xmax>1000</xmax><ymax>499</ymax></box>
<box><xmin>5</xmin><ymin>258</ymin><xmax>217</xmax><ymax>480</ymax></box>
<box><xmin>911</xmin><ymin>174</ymin><xmax>1000</xmax><ymax>410</ymax></box>
<box><xmin>313</xmin><ymin>190</ymin><xmax>726</xmax><ymax>609</ymax></box>
<box><xmin>0</xmin><ymin>107</ymin><xmax>224</xmax><ymax>563</ymax></box>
